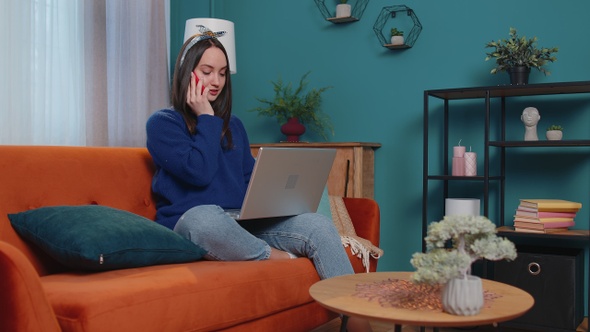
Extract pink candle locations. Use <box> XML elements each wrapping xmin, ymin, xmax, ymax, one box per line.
<box><xmin>452</xmin><ymin>157</ymin><xmax>465</xmax><ymax>176</ymax></box>
<box><xmin>452</xmin><ymin>142</ymin><xmax>466</xmax><ymax>176</ymax></box>
<box><xmin>464</xmin><ymin>151</ymin><xmax>477</xmax><ymax>176</ymax></box>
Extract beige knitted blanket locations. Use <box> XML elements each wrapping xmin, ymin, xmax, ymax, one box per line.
<box><xmin>329</xmin><ymin>196</ymin><xmax>383</xmax><ymax>272</ymax></box>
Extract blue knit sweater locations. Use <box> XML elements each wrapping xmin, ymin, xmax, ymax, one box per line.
<box><xmin>146</xmin><ymin>109</ymin><xmax>256</xmax><ymax>229</ymax></box>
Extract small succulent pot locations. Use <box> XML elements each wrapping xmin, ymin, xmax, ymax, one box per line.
<box><xmin>546</xmin><ymin>125</ymin><xmax>563</xmax><ymax>140</ymax></box>
<box><xmin>546</xmin><ymin>130</ymin><xmax>563</xmax><ymax>140</ymax></box>
<box><xmin>390</xmin><ymin>35</ymin><xmax>404</xmax><ymax>45</ymax></box>
<box><xmin>390</xmin><ymin>28</ymin><xmax>404</xmax><ymax>46</ymax></box>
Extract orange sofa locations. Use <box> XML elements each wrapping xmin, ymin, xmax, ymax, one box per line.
<box><xmin>0</xmin><ymin>145</ymin><xmax>380</xmax><ymax>332</ymax></box>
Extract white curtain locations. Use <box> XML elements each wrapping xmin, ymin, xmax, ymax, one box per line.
<box><xmin>0</xmin><ymin>0</ymin><xmax>170</xmax><ymax>147</ymax></box>
<box><xmin>1</xmin><ymin>0</ymin><xmax>85</xmax><ymax>145</ymax></box>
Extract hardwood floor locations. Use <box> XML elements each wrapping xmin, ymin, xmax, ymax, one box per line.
<box><xmin>311</xmin><ymin>317</ymin><xmax>588</xmax><ymax>332</ymax></box>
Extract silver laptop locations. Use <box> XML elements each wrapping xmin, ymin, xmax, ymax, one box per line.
<box><xmin>225</xmin><ymin>147</ymin><xmax>336</xmax><ymax>221</ymax></box>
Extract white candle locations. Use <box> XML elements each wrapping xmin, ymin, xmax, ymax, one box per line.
<box><xmin>445</xmin><ymin>198</ymin><xmax>481</xmax><ymax>216</ymax></box>
<box><xmin>464</xmin><ymin>151</ymin><xmax>477</xmax><ymax>176</ymax></box>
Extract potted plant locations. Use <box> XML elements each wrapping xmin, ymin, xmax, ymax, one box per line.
<box><xmin>410</xmin><ymin>215</ymin><xmax>517</xmax><ymax>315</ymax></box>
<box><xmin>546</xmin><ymin>124</ymin><xmax>563</xmax><ymax>140</ymax></box>
<box><xmin>484</xmin><ymin>27</ymin><xmax>558</xmax><ymax>85</ymax></box>
<box><xmin>390</xmin><ymin>28</ymin><xmax>404</xmax><ymax>46</ymax></box>
<box><xmin>335</xmin><ymin>0</ymin><xmax>351</xmax><ymax>18</ymax></box>
<box><xmin>249</xmin><ymin>72</ymin><xmax>333</xmax><ymax>142</ymax></box>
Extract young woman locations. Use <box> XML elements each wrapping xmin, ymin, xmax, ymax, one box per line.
<box><xmin>146</xmin><ymin>27</ymin><xmax>371</xmax><ymax>332</ymax></box>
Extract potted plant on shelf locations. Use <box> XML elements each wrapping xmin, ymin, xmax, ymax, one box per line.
<box><xmin>410</xmin><ymin>215</ymin><xmax>517</xmax><ymax>316</ymax></box>
<box><xmin>484</xmin><ymin>27</ymin><xmax>558</xmax><ymax>85</ymax></box>
<box><xmin>249</xmin><ymin>71</ymin><xmax>333</xmax><ymax>142</ymax></box>
<box><xmin>390</xmin><ymin>28</ymin><xmax>404</xmax><ymax>46</ymax></box>
<box><xmin>546</xmin><ymin>124</ymin><xmax>563</xmax><ymax>140</ymax></box>
<box><xmin>335</xmin><ymin>0</ymin><xmax>351</xmax><ymax>18</ymax></box>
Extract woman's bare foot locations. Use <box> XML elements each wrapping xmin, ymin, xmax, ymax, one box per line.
<box><xmin>346</xmin><ymin>316</ymin><xmax>372</xmax><ymax>332</ymax></box>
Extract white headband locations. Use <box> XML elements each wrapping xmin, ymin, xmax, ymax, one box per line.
<box><xmin>179</xmin><ymin>25</ymin><xmax>227</xmax><ymax>67</ymax></box>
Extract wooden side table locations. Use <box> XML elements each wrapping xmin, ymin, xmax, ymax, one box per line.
<box><xmin>250</xmin><ymin>142</ymin><xmax>380</xmax><ymax>198</ymax></box>
<box><xmin>309</xmin><ymin>271</ymin><xmax>534</xmax><ymax>331</ymax></box>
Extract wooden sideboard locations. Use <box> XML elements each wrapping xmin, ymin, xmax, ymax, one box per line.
<box><xmin>250</xmin><ymin>142</ymin><xmax>381</xmax><ymax>198</ymax></box>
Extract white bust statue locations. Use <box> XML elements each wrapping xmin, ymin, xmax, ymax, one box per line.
<box><xmin>521</xmin><ymin>107</ymin><xmax>540</xmax><ymax>141</ymax></box>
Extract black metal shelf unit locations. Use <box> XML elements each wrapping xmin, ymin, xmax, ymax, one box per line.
<box><xmin>422</xmin><ymin>80</ymin><xmax>590</xmax><ymax>325</ymax></box>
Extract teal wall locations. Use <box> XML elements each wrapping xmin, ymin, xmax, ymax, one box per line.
<box><xmin>171</xmin><ymin>0</ymin><xmax>590</xmax><ymax>302</ymax></box>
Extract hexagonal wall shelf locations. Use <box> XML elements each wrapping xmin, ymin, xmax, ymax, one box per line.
<box><xmin>373</xmin><ymin>5</ymin><xmax>422</xmax><ymax>49</ymax></box>
<box><xmin>314</xmin><ymin>0</ymin><xmax>370</xmax><ymax>23</ymax></box>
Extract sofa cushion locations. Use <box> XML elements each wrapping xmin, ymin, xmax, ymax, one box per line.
<box><xmin>41</xmin><ymin>259</ymin><xmax>327</xmax><ymax>331</ymax></box>
<box><xmin>8</xmin><ymin>205</ymin><xmax>205</xmax><ymax>271</ymax></box>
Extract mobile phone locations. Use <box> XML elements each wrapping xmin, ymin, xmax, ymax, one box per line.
<box><xmin>193</xmin><ymin>72</ymin><xmax>205</xmax><ymax>93</ymax></box>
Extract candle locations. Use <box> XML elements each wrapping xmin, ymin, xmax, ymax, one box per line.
<box><xmin>445</xmin><ymin>198</ymin><xmax>481</xmax><ymax>216</ymax></box>
<box><xmin>453</xmin><ymin>145</ymin><xmax>465</xmax><ymax>157</ymax></box>
<box><xmin>452</xmin><ymin>157</ymin><xmax>465</xmax><ymax>176</ymax></box>
<box><xmin>464</xmin><ymin>151</ymin><xmax>477</xmax><ymax>176</ymax></box>
<box><xmin>452</xmin><ymin>140</ymin><xmax>466</xmax><ymax>176</ymax></box>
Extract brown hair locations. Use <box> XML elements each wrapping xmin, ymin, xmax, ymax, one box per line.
<box><xmin>171</xmin><ymin>37</ymin><xmax>233</xmax><ymax>149</ymax></box>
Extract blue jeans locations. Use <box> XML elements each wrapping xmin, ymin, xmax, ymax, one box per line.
<box><xmin>173</xmin><ymin>205</ymin><xmax>354</xmax><ymax>279</ymax></box>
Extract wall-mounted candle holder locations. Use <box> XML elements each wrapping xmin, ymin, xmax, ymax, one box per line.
<box><xmin>314</xmin><ymin>0</ymin><xmax>370</xmax><ymax>23</ymax></box>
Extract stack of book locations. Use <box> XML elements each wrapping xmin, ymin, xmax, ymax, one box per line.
<box><xmin>513</xmin><ymin>199</ymin><xmax>583</xmax><ymax>233</ymax></box>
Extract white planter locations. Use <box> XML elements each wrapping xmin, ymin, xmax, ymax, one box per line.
<box><xmin>546</xmin><ymin>130</ymin><xmax>563</xmax><ymax>140</ymax></box>
<box><xmin>390</xmin><ymin>36</ymin><xmax>404</xmax><ymax>46</ymax></box>
<box><xmin>335</xmin><ymin>4</ymin><xmax>351</xmax><ymax>18</ymax></box>
<box><xmin>441</xmin><ymin>275</ymin><xmax>484</xmax><ymax>316</ymax></box>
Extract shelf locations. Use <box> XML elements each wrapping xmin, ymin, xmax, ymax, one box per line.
<box><xmin>490</xmin><ymin>140</ymin><xmax>590</xmax><ymax>147</ymax></box>
<box><xmin>497</xmin><ymin>226</ymin><xmax>590</xmax><ymax>241</ymax></box>
<box><xmin>372</xmin><ymin>5</ymin><xmax>422</xmax><ymax>49</ymax></box>
<box><xmin>326</xmin><ymin>16</ymin><xmax>359</xmax><ymax>23</ymax></box>
<box><xmin>426</xmin><ymin>80</ymin><xmax>590</xmax><ymax>100</ymax></box>
<box><xmin>314</xmin><ymin>0</ymin><xmax>369</xmax><ymax>24</ymax></box>
<box><xmin>427</xmin><ymin>175</ymin><xmax>503</xmax><ymax>181</ymax></box>
<box><xmin>423</xmin><ymin>80</ymin><xmax>590</xmax><ymax>323</ymax></box>
<box><xmin>383</xmin><ymin>43</ymin><xmax>410</xmax><ymax>50</ymax></box>
<box><xmin>250</xmin><ymin>142</ymin><xmax>381</xmax><ymax>149</ymax></box>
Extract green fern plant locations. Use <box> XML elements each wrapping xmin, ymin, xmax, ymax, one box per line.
<box><xmin>249</xmin><ymin>72</ymin><xmax>333</xmax><ymax>140</ymax></box>
<box><xmin>485</xmin><ymin>27</ymin><xmax>558</xmax><ymax>75</ymax></box>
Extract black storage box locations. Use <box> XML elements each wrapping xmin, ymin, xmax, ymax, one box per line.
<box><xmin>493</xmin><ymin>246</ymin><xmax>584</xmax><ymax>332</ymax></box>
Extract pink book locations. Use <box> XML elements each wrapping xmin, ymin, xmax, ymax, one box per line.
<box><xmin>515</xmin><ymin>208</ymin><xmax>577</xmax><ymax>219</ymax></box>
<box><xmin>513</xmin><ymin>220</ymin><xmax>575</xmax><ymax>229</ymax></box>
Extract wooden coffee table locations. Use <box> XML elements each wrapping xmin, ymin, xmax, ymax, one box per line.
<box><xmin>309</xmin><ymin>271</ymin><xmax>534</xmax><ymax>332</ymax></box>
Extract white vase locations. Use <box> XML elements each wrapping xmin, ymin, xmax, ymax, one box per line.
<box><xmin>335</xmin><ymin>4</ymin><xmax>351</xmax><ymax>18</ymax></box>
<box><xmin>441</xmin><ymin>275</ymin><xmax>484</xmax><ymax>316</ymax></box>
<box><xmin>546</xmin><ymin>130</ymin><xmax>563</xmax><ymax>140</ymax></box>
<box><xmin>390</xmin><ymin>36</ymin><xmax>404</xmax><ymax>46</ymax></box>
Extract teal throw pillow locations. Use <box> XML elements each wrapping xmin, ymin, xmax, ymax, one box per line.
<box><xmin>8</xmin><ymin>205</ymin><xmax>205</xmax><ymax>271</ymax></box>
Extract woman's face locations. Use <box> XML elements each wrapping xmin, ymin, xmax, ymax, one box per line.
<box><xmin>193</xmin><ymin>46</ymin><xmax>227</xmax><ymax>102</ymax></box>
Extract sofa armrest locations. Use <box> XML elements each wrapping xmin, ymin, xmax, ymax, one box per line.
<box><xmin>341</xmin><ymin>197</ymin><xmax>381</xmax><ymax>273</ymax></box>
<box><xmin>0</xmin><ymin>241</ymin><xmax>60</xmax><ymax>332</ymax></box>
<box><xmin>342</xmin><ymin>197</ymin><xmax>380</xmax><ymax>247</ymax></box>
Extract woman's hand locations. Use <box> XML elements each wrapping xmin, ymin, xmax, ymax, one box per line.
<box><xmin>187</xmin><ymin>72</ymin><xmax>214</xmax><ymax>116</ymax></box>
